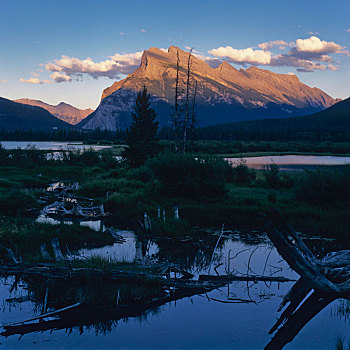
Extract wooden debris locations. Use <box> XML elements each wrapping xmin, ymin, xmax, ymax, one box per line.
<box><xmin>263</xmin><ymin>214</ymin><xmax>350</xmax><ymax>349</ymax></box>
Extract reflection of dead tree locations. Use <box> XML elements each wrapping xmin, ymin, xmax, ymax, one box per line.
<box><xmin>263</xmin><ymin>215</ymin><xmax>350</xmax><ymax>350</ymax></box>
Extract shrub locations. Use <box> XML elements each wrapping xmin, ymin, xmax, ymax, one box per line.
<box><xmin>145</xmin><ymin>153</ymin><xmax>229</xmax><ymax>199</ymax></box>
<box><xmin>231</xmin><ymin>159</ymin><xmax>256</xmax><ymax>184</ymax></box>
<box><xmin>264</xmin><ymin>163</ymin><xmax>281</xmax><ymax>189</ymax></box>
<box><xmin>104</xmin><ymin>192</ymin><xmax>153</xmax><ymax>221</ymax></box>
<box><xmin>78</xmin><ymin>179</ymin><xmax>119</xmax><ymax>197</ymax></box>
<box><xmin>295</xmin><ymin>167</ymin><xmax>350</xmax><ymax>204</ymax></box>
<box><xmin>0</xmin><ymin>189</ymin><xmax>37</xmax><ymax>215</ymax></box>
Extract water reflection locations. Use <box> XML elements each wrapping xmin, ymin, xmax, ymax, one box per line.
<box><xmin>0</xmin><ymin>231</ymin><xmax>348</xmax><ymax>349</ymax></box>
<box><xmin>226</xmin><ymin>155</ymin><xmax>350</xmax><ymax>170</ymax></box>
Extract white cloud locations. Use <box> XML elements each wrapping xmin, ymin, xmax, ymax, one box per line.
<box><xmin>258</xmin><ymin>40</ymin><xmax>289</xmax><ymax>50</ymax></box>
<box><xmin>270</xmin><ymin>55</ymin><xmax>327</xmax><ymax>72</ymax></box>
<box><xmin>50</xmin><ymin>72</ymin><xmax>72</xmax><ymax>83</ymax></box>
<box><xmin>209</xmin><ymin>35</ymin><xmax>346</xmax><ymax>72</ymax></box>
<box><xmin>346</xmin><ymin>29</ymin><xmax>350</xmax><ymax>33</ymax></box>
<box><xmin>327</xmin><ymin>64</ymin><xmax>339</xmax><ymax>71</ymax></box>
<box><xmin>140</xmin><ymin>29</ymin><xmax>146</xmax><ymax>33</ymax></box>
<box><xmin>119</xmin><ymin>32</ymin><xmax>127</xmax><ymax>36</ymax></box>
<box><xmin>208</xmin><ymin>46</ymin><xmax>271</xmax><ymax>65</ymax></box>
<box><xmin>19</xmin><ymin>77</ymin><xmax>52</xmax><ymax>84</ymax></box>
<box><xmin>295</xmin><ymin>36</ymin><xmax>343</xmax><ymax>54</ymax></box>
<box><xmin>45</xmin><ymin>51</ymin><xmax>143</xmax><ymax>80</ymax></box>
<box><xmin>0</xmin><ymin>79</ymin><xmax>7</xmax><ymax>84</ymax></box>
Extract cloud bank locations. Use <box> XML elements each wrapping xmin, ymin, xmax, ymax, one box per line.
<box><xmin>45</xmin><ymin>52</ymin><xmax>143</xmax><ymax>81</ymax></box>
<box><xmin>209</xmin><ymin>36</ymin><xmax>346</xmax><ymax>72</ymax></box>
<box><xmin>20</xmin><ymin>36</ymin><xmax>347</xmax><ymax>84</ymax></box>
<box><xmin>208</xmin><ymin>47</ymin><xmax>271</xmax><ymax>65</ymax></box>
<box><xmin>19</xmin><ymin>77</ymin><xmax>52</xmax><ymax>84</ymax></box>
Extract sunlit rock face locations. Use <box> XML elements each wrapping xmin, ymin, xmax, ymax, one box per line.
<box><xmin>14</xmin><ymin>99</ymin><xmax>93</xmax><ymax>125</ymax></box>
<box><xmin>79</xmin><ymin>46</ymin><xmax>337</xmax><ymax>131</ymax></box>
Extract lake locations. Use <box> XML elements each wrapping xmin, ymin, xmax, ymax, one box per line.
<box><xmin>0</xmin><ymin>141</ymin><xmax>112</xmax><ymax>151</ymax></box>
<box><xmin>0</xmin><ymin>224</ymin><xmax>349</xmax><ymax>349</ymax></box>
<box><xmin>226</xmin><ymin>155</ymin><xmax>350</xmax><ymax>170</ymax></box>
<box><xmin>2</xmin><ymin>141</ymin><xmax>350</xmax><ymax>170</ymax></box>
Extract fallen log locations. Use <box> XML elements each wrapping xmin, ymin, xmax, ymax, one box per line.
<box><xmin>263</xmin><ymin>214</ymin><xmax>350</xmax><ymax>349</ymax></box>
<box><xmin>199</xmin><ymin>274</ymin><xmax>294</xmax><ymax>283</ymax></box>
<box><xmin>4</xmin><ymin>302</ymin><xmax>81</xmax><ymax>327</ymax></box>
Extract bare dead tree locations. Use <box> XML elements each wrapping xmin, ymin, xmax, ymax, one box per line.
<box><xmin>174</xmin><ymin>50</ymin><xmax>180</xmax><ymax>152</ymax></box>
<box><xmin>183</xmin><ymin>48</ymin><xmax>192</xmax><ymax>154</ymax></box>
<box><xmin>190</xmin><ymin>79</ymin><xmax>198</xmax><ymax>150</ymax></box>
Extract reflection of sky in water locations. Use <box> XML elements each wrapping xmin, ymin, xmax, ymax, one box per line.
<box><xmin>226</xmin><ymin>155</ymin><xmax>350</xmax><ymax>170</ymax></box>
<box><xmin>76</xmin><ymin>231</ymin><xmax>159</xmax><ymax>263</ymax></box>
<box><xmin>0</xmin><ymin>141</ymin><xmax>112</xmax><ymax>151</ymax></box>
<box><xmin>0</xmin><ymin>234</ymin><xmax>349</xmax><ymax>350</ymax></box>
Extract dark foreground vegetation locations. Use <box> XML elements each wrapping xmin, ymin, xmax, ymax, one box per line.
<box><xmin>1</xmin><ymin>144</ymin><xmax>350</xmax><ymax>254</ymax></box>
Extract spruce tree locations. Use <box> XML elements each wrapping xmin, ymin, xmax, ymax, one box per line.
<box><xmin>123</xmin><ymin>86</ymin><xmax>159</xmax><ymax>166</ymax></box>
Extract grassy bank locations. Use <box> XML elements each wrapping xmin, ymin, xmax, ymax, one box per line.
<box><xmin>1</xmin><ymin>146</ymin><xmax>350</xmax><ymax>245</ymax></box>
<box><xmin>0</xmin><ymin>218</ymin><xmax>114</xmax><ymax>262</ymax></box>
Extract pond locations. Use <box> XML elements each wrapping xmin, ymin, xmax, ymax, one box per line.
<box><xmin>0</xmin><ymin>225</ymin><xmax>349</xmax><ymax>349</ymax></box>
<box><xmin>226</xmin><ymin>155</ymin><xmax>350</xmax><ymax>171</ymax></box>
<box><xmin>0</xmin><ymin>141</ymin><xmax>112</xmax><ymax>151</ymax></box>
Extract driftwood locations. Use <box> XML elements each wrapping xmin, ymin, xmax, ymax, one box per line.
<box><xmin>0</xmin><ymin>263</ymin><xmax>292</xmax><ymax>290</ymax></box>
<box><xmin>263</xmin><ymin>215</ymin><xmax>350</xmax><ymax>350</ymax></box>
<box><xmin>1</xmin><ymin>284</ymin><xmax>218</xmax><ymax>337</ymax></box>
<box><xmin>51</xmin><ymin>237</ymin><xmax>64</xmax><ymax>261</ymax></box>
<box><xmin>199</xmin><ymin>274</ymin><xmax>294</xmax><ymax>283</ymax></box>
<box><xmin>5</xmin><ymin>302</ymin><xmax>81</xmax><ymax>327</ymax></box>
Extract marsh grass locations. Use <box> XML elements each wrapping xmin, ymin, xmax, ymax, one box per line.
<box><xmin>0</xmin><ymin>219</ymin><xmax>114</xmax><ymax>262</ymax></box>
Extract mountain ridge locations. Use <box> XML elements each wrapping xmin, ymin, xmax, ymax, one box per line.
<box><xmin>206</xmin><ymin>97</ymin><xmax>350</xmax><ymax>134</ymax></box>
<box><xmin>0</xmin><ymin>97</ymin><xmax>72</xmax><ymax>131</ymax></box>
<box><xmin>77</xmin><ymin>46</ymin><xmax>337</xmax><ymax>130</ymax></box>
<box><xmin>14</xmin><ymin>98</ymin><xmax>93</xmax><ymax>125</ymax></box>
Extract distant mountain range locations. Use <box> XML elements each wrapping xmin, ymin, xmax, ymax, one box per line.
<box><xmin>0</xmin><ymin>97</ymin><xmax>71</xmax><ymax>130</ymax></box>
<box><xmin>78</xmin><ymin>46</ymin><xmax>337</xmax><ymax>131</ymax></box>
<box><xmin>205</xmin><ymin>97</ymin><xmax>350</xmax><ymax>135</ymax></box>
<box><xmin>14</xmin><ymin>99</ymin><xmax>93</xmax><ymax>125</ymax></box>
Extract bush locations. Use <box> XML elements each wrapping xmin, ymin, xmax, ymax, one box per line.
<box><xmin>0</xmin><ymin>189</ymin><xmax>37</xmax><ymax>215</ymax></box>
<box><xmin>264</xmin><ymin>163</ymin><xmax>281</xmax><ymax>189</ymax></box>
<box><xmin>295</xmin><ymin>167</ymin><xmax>350</xmax><ymax>204</ymax></box>
<box><xmin>145</xmin><ymin>153</ymin><xmax>230</xmax><ymax>199</ymax></box>
<box><xmin>104</xmin><ymin>192</ymin><xmax>153</xmax><ymax>221</ymax></box>
<box><xmin>231</xmin><ymin>159</ymin><xmax>256</xmax><ymax>184</ymax></box>
<box><xmin>0</xmin><ymin>219</ymin><xmax>114</xmax><ymax>261</ymax></box>
<box><xmin>78</xmin><ymin>179</ymin><xmax>119</xmax><ymax>197</ymax></box>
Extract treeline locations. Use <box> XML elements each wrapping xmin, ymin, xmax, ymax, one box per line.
<box><xmin>159</xmin><ymin>125</ymin><xmax>350</xmax><ymax>142</ymax></box>
<box><xmin>0</xmin><ymin>127</ymin><xmax>126</xmax><ymax>142</ymax></box>
<box><xmin>158</xmin><ymin>140</ymin><xmax>350</xmax><ymax>155</ymax></box>
<box><xmin>2</xmin><ymin>124</ymin><xmax>350</xmax><ymax>144</ymax></box>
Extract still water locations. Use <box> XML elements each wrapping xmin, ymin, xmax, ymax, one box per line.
<box><xmin>226</xmin><ymin>155</ymin><xmax>350</xmax><ymax>170</ymax></box>
<box><xmin>0</xmin><ymin>141</ymin><xmax>111</xmax><ymax>151</ymax></box>
<box><xmin>0</xmin><ymin>225</ymin><xmax>349</xmax><ymax>349</ymax></box>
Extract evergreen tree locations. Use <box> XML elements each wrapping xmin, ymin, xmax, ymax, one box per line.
<box><xmin>123</xmin><ymin>86</ymin><xmax>159</xmax><ymax>166</ymax></box>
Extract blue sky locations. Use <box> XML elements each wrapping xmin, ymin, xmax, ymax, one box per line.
<box><xmin>1</xmin><ymin>0</ymin><xmax>349</xmax><ymax>109</ymax></box>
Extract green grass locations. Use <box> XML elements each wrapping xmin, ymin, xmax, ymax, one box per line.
<box><xmin>1</xmin><ymin>148</ymin><xmax>350</xmax><ymax>251</ymax></box>
<box><xmin>0</xmin><ymin>219</ymin><xmax>114</xmax><ymax>262</ymax></box>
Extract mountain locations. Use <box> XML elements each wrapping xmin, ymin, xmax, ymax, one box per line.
<box><xmin>0</xmin><ymin>97</ymin><xmax>72</xmax><ymax>130</ymax></box>
<box><xmin>78</xmin><ymin>46</ymin><xmax>337</xmax><ymax>131</ymax></box>
<box><xmin>204</xmin><ymin>97</ymin><xmax>350</xmax><ymax>137</ymax></box>
<box><xmin>14</xmin><ymin>99</ymin><xmax>93</xmax><ymax>125</ymax></box>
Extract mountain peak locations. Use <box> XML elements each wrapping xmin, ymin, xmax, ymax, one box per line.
<box><xmin>83</xmin><ymin>45</ymin><xmax>337</xmax><ymax>131</ymax></box>
<box><xmin>14</xmin><ymin>98</ymin><xmax>93</xmax><ymax>125</ymax></box>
